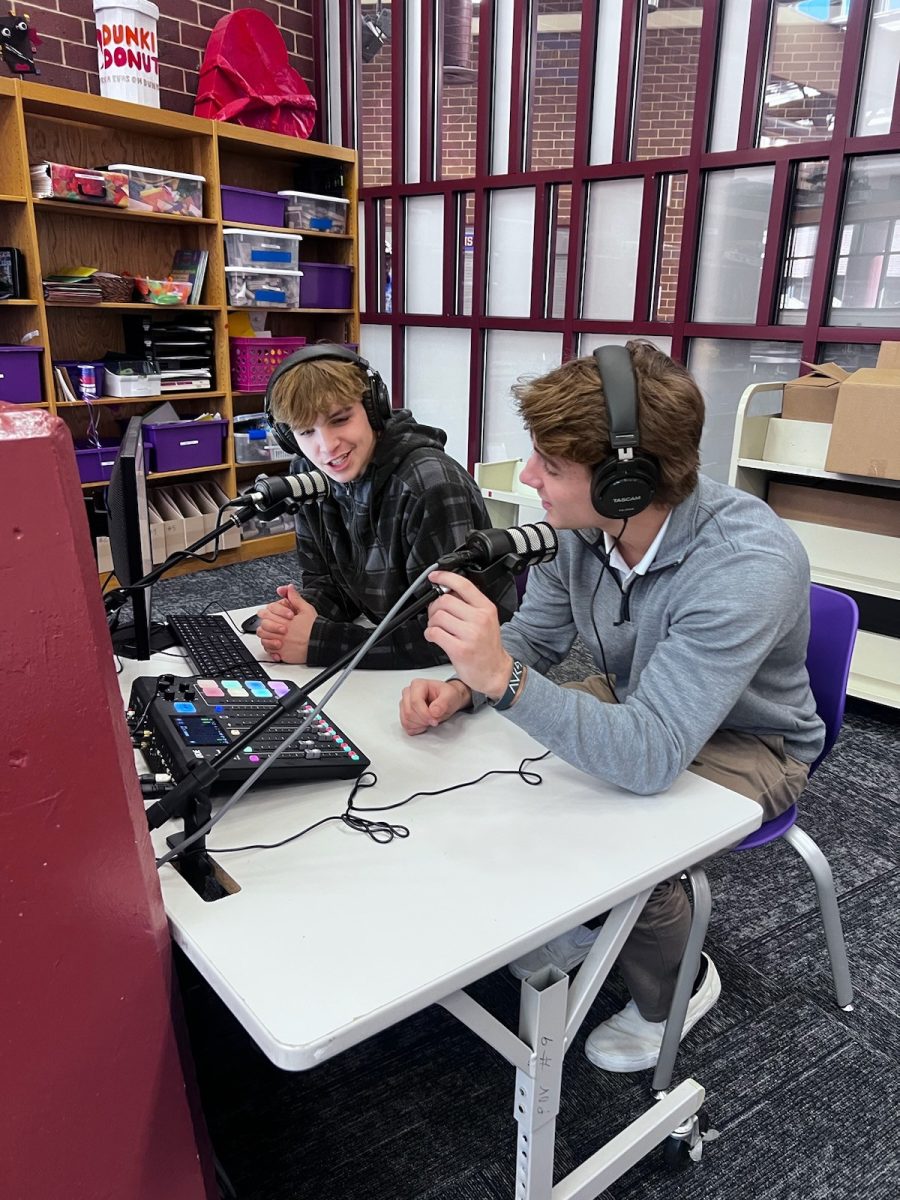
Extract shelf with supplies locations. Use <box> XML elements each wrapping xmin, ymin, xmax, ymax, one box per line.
<box><xmin>0</xmin><ymin>78</ymin><xmax>358</xmax><ymax>585</ymax></box>
<box><xmin>730</xmin><ymin>381</ymin><xmax>900</xmax><ymax>709</ymax></box>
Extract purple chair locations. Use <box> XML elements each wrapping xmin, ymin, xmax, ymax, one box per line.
<box><xmin>652</xmin><ymin>585</ymin><xmax>857</xmax><ymax>1098</ymax></box>
<box><xmin>729</xmin><ymin>583</ymin><xmax>857</xmax><ymax>1011</ymax></box>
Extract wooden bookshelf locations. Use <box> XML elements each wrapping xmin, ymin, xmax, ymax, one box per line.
<box><xmin>0</xmin><ymin>78</ymin><xmax>358</xmax><ymax>582</ymax></box>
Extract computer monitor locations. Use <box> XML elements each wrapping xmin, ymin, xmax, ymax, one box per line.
<box><xmin>107</xmin><ymin>415</ymin><xmax>155</xmax><ymax>659</ymax></box>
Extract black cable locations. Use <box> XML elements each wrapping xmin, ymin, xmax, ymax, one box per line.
<box><xmin>208</xmin><ymin>751</ymin><xmax>551</xmax><ymax>856</ymax></box>
<box><xmin>575</xmin><ymin>522</ymin><xmax>628</xmax><ymax>703</ymax></box>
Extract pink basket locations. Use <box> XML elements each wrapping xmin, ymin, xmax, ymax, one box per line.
<box><xmin>229</xmin><ymin>336</ymin><xmax>308</xmax><ymax>392</ymax></box>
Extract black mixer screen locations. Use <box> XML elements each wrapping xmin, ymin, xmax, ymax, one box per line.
<box><xmin>172</xmin><ymin>715</ymin><xmax>230</xmax><ymax>746</ymax></box>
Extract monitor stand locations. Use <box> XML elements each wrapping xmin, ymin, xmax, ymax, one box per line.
<box><xmin>110</xmin><ymin>619</ymin><xmax>181</xmax><ymax>658</ymax></box>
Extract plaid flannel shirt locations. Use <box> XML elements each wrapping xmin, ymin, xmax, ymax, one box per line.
<box><xmin>292</xmin><ymin>410</ymin><xmax>518</xmax><ymax>669</ymax></box>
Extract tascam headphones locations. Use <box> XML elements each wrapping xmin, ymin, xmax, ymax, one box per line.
<box><xmin>589</xmin><ymin>345</ymin><xmax>659</xmax><ymax>519</ymax></box>
<box><xmin>264</xmin><ymin>343</ymin><xmax>392</xmax><ymax>457</ymax></box>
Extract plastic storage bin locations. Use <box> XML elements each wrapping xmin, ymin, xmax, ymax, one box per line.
<box><xmin>221</xmin><ymin>185</ymin><xmax>287</xmax><ymax>227</ymax></box>
<box><xmin>298</xmin><ymin>261</ymin><xmax>353</xmax><ymax>309</ymax></box>
<box><xmin>223</xmin><ymin>228</ymin><xmax>303</xmax><ymax>270</ymax></box>
<box><xmin>107</xmin><ymin>164</ymin><xmax>205</xmax><ymax>216</ymax></box>
<box><xmin>225</xmin><ymin>266</ymin><xmax>302</xmax><ymax>308</ymax></box>
<box><xmin>74</xmin><ymin>438</ymin><xmax>120</xmax><ymax>483</ymax></box>
<box><xmin>229</xmin><ymin>335</ymin><xmax>307</xmax><ymax>390</ymax></box>
<box><xmin>0</xmin><ymin>345</ymin><xmax>43</xmax><ymax>403</ymax></box>
<box><xmin>280</xmin><ymin>190</ymin><xmax>349</xmax><ymax>233</ymax></box>
<box><xmin>234</xmin><ymin>428</ymin><xmax>271</xmax><ymax>463</ymax></box>
<box><xmin>142</xmin><ymin>416</ymin><xmax>227</xmax><ymax>473</ymax></box>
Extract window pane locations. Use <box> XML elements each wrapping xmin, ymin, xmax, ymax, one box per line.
<box><xmin>483</xmin><ymin>330</ymin><xmax>563</xmax><ymax>462</ymax></box>
<box><xmin>527</xmin><ymin>0</ymin><xmax>581</xmax><ymax>171</ymax></box>
<box><xmin>709</xmin><ymin>0</ymin><xmax>753</xmax><ymax>152</ymax></box>
<box><xmin>758</xmin><ymin>0</ymin><xmax>849</xmax><ymax>148</ymax></box>
<box><xmin>548</xmin><ymin>183</ymin><xmax>572</xmax><ymax>319</ymax></box>
<box><xmin>855</xmin><ymin>4</ymin><xmax>900</xmax><ymax>137</ymax></box>
<box><xmin>688</xmin><ymin>339</ymin><xmax>801</xmax><ymax>482</ymax></box>
<box><xmin>405</xmin><ymin>0</ymin><xmax>421</xmax><ymax>182</ymax></box>
<box><xmin>440</xmin><ymin>0</ymin><xmax>478</xmax><ymax>178</ymax></box>
<box><xmin>829</xmin><ymin>154</ymin><xmax>900</xmax><ymax>326</ymax></box>
<box><xmin>360</xmin><ymin>1</ymin><xmax>393</xmax><ymax>186</ymax></box>
<box><xmin>693</xmin><ymin>167</ymin><xmax>775</xmax><ymax>324</ymax></box>
<box><xmin>819</xmin><ymin>341</ymin><xmax>880</xmax><ymax>370</ymax></box>
<box><xmin>486</xmin><ymin>188</ymin><xmax>536</xmax><ymax>317</ymax></box>
<box><xmin>652</xmin><ymin>173</ymin><xmax>687</xmax><ymax>322</ymax></box>
<box><xmin>579</xmin><ymin>333</ymin><xmax>673</xmax><ymax>356</ymax></box>
<box><xmin>457</xmin><ymin>192</ymin><xmax>476</xmax><ymax>316</ymax></box>
<box><xmin>406</xmin><ymin>328</ymin><xmax>472</xmax><ymax>466</ymax></box>
<box><xmin>633</xmin><ymin>1</ymin><xmax>703</xmax><ymax>160</ymax></box>
<box><xmin>491</xmin><ymin>0</ymin><xmax>515</xmax><ymax>172</ymax></box>
<box><xmin>360</xmin><ymin>325</ymin><xmax>393</xmax><ymax>399</ymax></box>
<box><xmin>589</xmin><ymin>0</ymin><xmax>623</xmax><ymax>164</ymax></box>
<box><xmin>777</xmin><ymin>160</ymin><xmax>829</xmax><ymax>326</ymax></box>
<box><xmin>405</xmin><ymin>196</ymin><xmax>444</xmax><ymax>314</ymax></box>
<box><xmin>581</xmin><ymin>178</ymin><xmax>643</xmax><ymax>320</ymax></box>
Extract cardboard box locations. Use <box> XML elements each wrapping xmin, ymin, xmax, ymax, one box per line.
<box><xmin>877</xmin><ymin>341</ymin><xmax>900</xmax><ymax>370</ymax></box>
<box><xmin>768</xmin><ymin>481</ymin><xmax>900</xmax><ymax>538</ymax></box>
<box><xmin>781</xmin><ymin>362</ymin><xmax>847</xmax><ymax>423</ymax></box>
<box><xmin>824</xmin><ymin>367</ymin><xmax>900</xmax><ymax>480</ymax></box>
<box><xmin>762</xmin><ymin>417</ymin><xmax>832</xmax><ymax>469</ymax></box>
<box><xmin>96</xmin><ymin>535</ymin><xmax>113</xmax><ymax>574</ymax></box>
<box><xmin>190</xmin><ymin>482</ymin><xmax>242</xmax><ymax>550</ymax></box>
<box><xmin>146</xmin><ymin>502</ymin><xmax>167</xmax><ymax>564</ymax></box>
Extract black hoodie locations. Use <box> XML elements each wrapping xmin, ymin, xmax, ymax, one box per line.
<box><xmin>291</xmin><ymin>409</ymin><xmax>517</xmax><ymax>668</ymax></box>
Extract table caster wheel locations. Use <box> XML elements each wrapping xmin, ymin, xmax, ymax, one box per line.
<box><xmin>662</xmin><ymin>1109</ymin><xmax>716</xmax><ymax>1169</ymax></box>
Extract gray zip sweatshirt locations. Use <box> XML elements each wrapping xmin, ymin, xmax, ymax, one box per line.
<box><xmin>498</xmin><ymin>475</ymin><xmax>825</xmax><ymax>794</ymax></box>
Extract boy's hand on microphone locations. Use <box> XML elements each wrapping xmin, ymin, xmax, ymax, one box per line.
<box><xmin>423</xmin><ymin>571</ymin><xmax>512</xmax><ymax>700</ymax></box>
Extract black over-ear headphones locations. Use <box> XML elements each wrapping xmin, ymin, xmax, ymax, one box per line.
<box><xmin>264</xmin><ymin>343</ymin><xmax>392</xmax><ymax>457</ymax></box>
<box><xmin>590</xmin><ymin>345</ymin><xmax>659</xmax><ymax>519</ymax></box>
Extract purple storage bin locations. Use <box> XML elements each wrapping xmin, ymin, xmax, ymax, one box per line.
<box><xmin>0</xmin><ymin>345</ymin><xmax>43</xmax><ymax>404</ymax></box>
<box><xmin>54</xmin><ymin>360</ymin><xmax>106</xmax><ymax>400</ymax></box>
<box><xmin>298</xmin><ymin>262</ymin><xmax>353</xmax><ymax>309</ymax></box>
<box><xmin>143</xmin><ymin>416</ymin><xmax>227</xmax><ymax>473</ymax></box>
<box><xmin>74</xmin><ymin>438</ymin><xmax>120</xmax><ymax>483</ymax></box>
<box><xmin>221</xmin><ymin>186</ymin><xmax>287</xmax><ymax>227</ymax></box>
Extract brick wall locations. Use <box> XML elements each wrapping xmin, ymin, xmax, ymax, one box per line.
<box><xmin>19</xmin><ymin>0</ymin><xmax>316</xmax><ymax>119</ymax></box>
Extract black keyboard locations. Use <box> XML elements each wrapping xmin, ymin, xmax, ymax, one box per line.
<box><xmin>167</xmin><ymin>613</ymin><xmax>267</xmax><ymax>679</ymax></box>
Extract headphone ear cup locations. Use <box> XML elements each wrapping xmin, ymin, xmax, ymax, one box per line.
<box><xmin>363</xmin><ymin>373</ymin><xmax>392</xmax><ymax>431</ymax></box>
<box><xmin>590</xmin><ymin>453</ymin><xmax>659</xmax><ymax>519</ymax></box>
<box><xmin>268</xmin><ymin>420</ymin><xmax>302</xmax><ymax>457</ymax></box>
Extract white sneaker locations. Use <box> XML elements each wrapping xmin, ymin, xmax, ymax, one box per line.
<box><xmin>584</xmin><ymin>953</ymin><xmax>721</xmax><ymax>1073</ymax></box>
<box><xmin>508</xmin><ymin>925</ymin><xmax>600</xmax><ymax>981</ymax></box>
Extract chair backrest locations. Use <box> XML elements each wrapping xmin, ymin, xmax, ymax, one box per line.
<box><xmin>806</xmin><ymin>584</ymin><xmax>859</xmax><ymax>774</ymax></box>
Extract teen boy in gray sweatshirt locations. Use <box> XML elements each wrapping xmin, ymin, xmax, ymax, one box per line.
<box><xmin>399</xmin><ymin>341</ymin><xmax>824</xmax><ymax>1074</ymax></box>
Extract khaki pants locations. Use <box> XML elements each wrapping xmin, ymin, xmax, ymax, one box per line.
<box><xmin>563</xmin><ymin>675</ymin><xmax>809</xmax><ymax>1021</ymax></box>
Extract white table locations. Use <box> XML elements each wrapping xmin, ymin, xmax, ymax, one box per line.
<box><xmin>118</xmin><ymin>610</ymin><xmax>762</xmax><ymax>1199</ymax></box>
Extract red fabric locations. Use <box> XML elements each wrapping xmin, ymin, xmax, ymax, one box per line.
<box><xmin>194</xmin><ymin>10</ymin><xmax>317</xmax><ymax>140</ymax></box>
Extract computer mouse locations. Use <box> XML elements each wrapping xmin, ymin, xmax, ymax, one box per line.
<box><xmin>241</xmin><ymin>614</ymin><xmax>262</xmax><ymax>635</ymax></box>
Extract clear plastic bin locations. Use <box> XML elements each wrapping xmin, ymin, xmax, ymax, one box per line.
<box><xmin>225</xmin><ymin>266</ymin><xmax>302</xmax><ymax>308</ymax></box>
<box><xmin>279</xmin><ymin>190</ymin><xmax>350</xmax><ymax>234</ymax></box>
<box><xmin>107</xmin><ymin>164</ymin><xmax>205</xmax><ymax>216</ymax></box>
<box><xmin>223</xmin><ymin>227</ymin><xmax>303</xmax><ymax>271</ymax></box>
<box><xmin>234</xmin><ymin>428</ymin><xmax>271</xmax><ymax>463</ymax></box>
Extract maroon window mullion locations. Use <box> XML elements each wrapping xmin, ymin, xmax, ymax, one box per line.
<box><xmin>466</xmin><ymin>327</ymin><xmax>486</xmax><ymax>473</ymax></box>
<box><xmin>612</xmin><ymin>0</ymin><xmax>641</xmax><ymax>163</ymax></box>
<box><xmin>391</xmin><ymin>1</ymin><xmax>407</xmax><ymax>187</ymax></box>
<box><xmin>633</xmin><ymin>173</ymin><xmax>660</xmax><ymax>322</ymax></box>
<box><xmin>571</xmin><ymin>2</ymin><xmax>599</xmax><ymax>168</ymax></box>
<box><xmin>474</xmin><ymin>0</ymin><xmax>495</xmax><ymax>179</ymax></box>
<box><xmin>340</xmin><ymin>2</ymin><xmax>356</xmax><ymax>150</ymax></box>
<box><xmin>693</xmin><ymin>0</ymin><xmax>722</xmax><ymax>154</ymax></box>
<box><xmin>530</xmin><ymin>182</ymin><xmax>550</xmax><ymax>320</ymax></box>
<box><xmin>736</xmin><ymin>2</ymin><xmax>771</xmax><ymax>151</ymax></box>
<box><xmin>507</xmin><ymin>0</ymin><xmax>532</xmax><ymax>174</ymax></box>
<box><xmin>311</xmin><ymin>1</ymin><xmax>326</xmax><ymax>142</ymax></box>
<box><xmin>420</xmin><ymin>1</ymin><xmax>437</xmax><ymax>183</ymax></box>
<box><xmin>442</xmin><ymin>192</ymin><xmax>457</xmax><ymax>315</ymax></box>
<box><xmin>364</xmin><ymin>197</ymin><xmax>378</xmax><ymax>319</ymax></box>
<box><xmin>756</xmin><ymin>158</ymin><xmax>793</xmax><ymax>328</ymax></box>
<box><xmin>394</xmin><ymin>195</ymin><xmax>407</xmax><ymax>320</ymax></box>
<box><xmin>467</xmin><ymin>187</ymin><xmax>491</xmax><ymax>467</ymax></box>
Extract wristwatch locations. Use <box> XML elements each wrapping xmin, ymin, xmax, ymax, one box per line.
<box><xmin>489</xmin><ymin>659</ymin><xmax>527</xmax><ymax>712</ymax></box>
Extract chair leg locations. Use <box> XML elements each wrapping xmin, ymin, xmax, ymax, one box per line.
<box><xmin>651</xmin><ymin>865</ymin><xmax>711</xmax><ymax>1096</ymax></box>
<box><xmin>782</xmin><ymin>823</ymin><xmax>854</xmax><ymax>1010</ymax></box>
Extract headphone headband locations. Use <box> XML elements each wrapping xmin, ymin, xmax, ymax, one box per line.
<box><xmin>589</xmin><ymin>345</ymin><xmax>659</xmax><ymax>520</ymax></box>
<box><xmin>264</xmin><ymin>343</ymin><xmax>392</xmax><ymax>456</ymax></box>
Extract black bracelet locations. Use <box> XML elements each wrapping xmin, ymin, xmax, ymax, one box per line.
<box><xmin>490</xmin><ymin>659</ymin><xmax>526</xmax><ymax>712</ymax></box>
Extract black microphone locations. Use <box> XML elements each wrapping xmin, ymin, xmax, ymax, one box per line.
<box><xmin>237</xmin><ymin>469</ymin><xmax>330</xmax><ymax>521</ymax></box>
<box><xmin>437</xmin><ymin>521</ymin><xmax>559</xmax><ymax>571</ymax></box>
